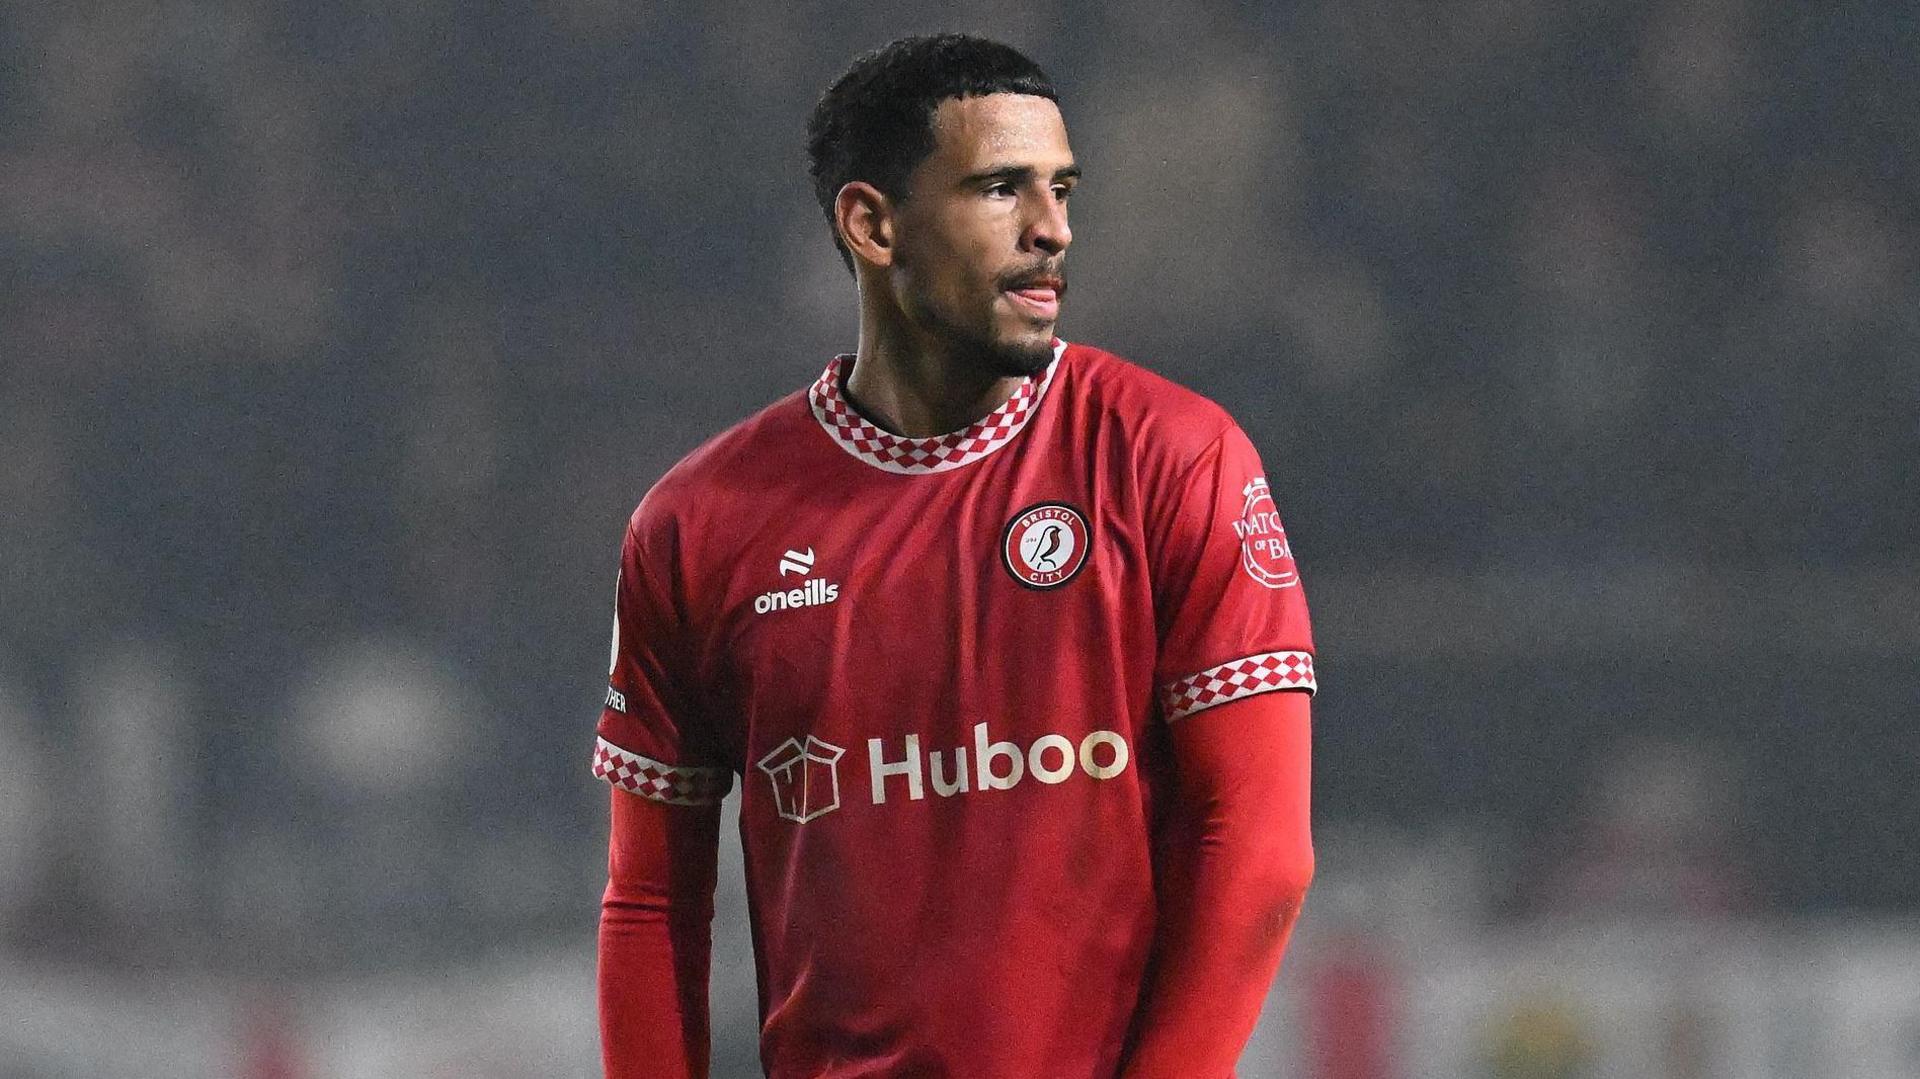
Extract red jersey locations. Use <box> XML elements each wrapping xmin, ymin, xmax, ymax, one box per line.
<box><xmin>593</xmin><ymin>341</ymin><xmax>1315</xmax><ymax>1078</ymax></box>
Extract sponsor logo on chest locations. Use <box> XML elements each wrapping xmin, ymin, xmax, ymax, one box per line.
<box><xmin>754</xmin><ymin>721</ymin><xmax>1131</xmax><ymax>823</ymax></box>
<box><xmin>749</xmin><ymin>503</ymin><xmax>1118</xmax><ymax>825</ymax></box>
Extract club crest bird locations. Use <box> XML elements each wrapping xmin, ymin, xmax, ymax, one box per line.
<box><xmin>1032</xmin><ymin>524</ymin><xmax>1063</xmax><ymax>570</ymax></box>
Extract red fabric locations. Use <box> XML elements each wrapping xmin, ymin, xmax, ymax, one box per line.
<box><xmin>1121</xmin><ymin>689</ymin><xmax>1314</xmax><ymax>1078</ymax></box>
<box><xmin>592</xmin><ymin>343</ymin><xmax>1315</xmax><ymax>1077</ymax></box>
<box><xmin>599</xmin><ymin>787</ymin><xmax>721</xmax><ymax>1079</ymax></box>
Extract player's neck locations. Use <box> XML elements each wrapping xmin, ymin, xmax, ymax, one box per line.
<box><xmin>847</xmin><ymin>311</ymin><xmax>1026</xmax><ymax>439</ymax></box>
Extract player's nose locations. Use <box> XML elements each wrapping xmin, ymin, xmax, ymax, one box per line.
<box><xmin>1024</xmin><ymin>197</ymin><xmax>1071</xmax><ymax>256</ymax></box>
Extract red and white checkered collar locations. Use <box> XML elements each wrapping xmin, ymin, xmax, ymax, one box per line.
<box><xmin>807</xmin><ymin>340</ymin><xmax>1065</xmax><ymax>475</ymax></box>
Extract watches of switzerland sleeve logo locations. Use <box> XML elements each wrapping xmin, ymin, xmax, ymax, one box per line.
<box><xmin>1234</xmin><ymin>478</ymin><xmax>1298</xmax><ymax>589</ymax></box>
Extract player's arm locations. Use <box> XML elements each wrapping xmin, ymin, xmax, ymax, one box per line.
<box><xmin>592</xmin><ymin>504</ymin><xmax>731</xmax><ymax>1079</ymax></box>
<box><xmin>1120</xmin><ymin>688</ymin><xmax>1312</xmax><ymax>1079</ymax></box>
<box><xmin>600</xmin><ymin>786</ymin><xmax>721</xmax><ymax>1079</ymax></box>
<box><xmin>1128</xmin><ymin>420</ymin><xmax>1319</xmax><ymax>1076</ymax></box>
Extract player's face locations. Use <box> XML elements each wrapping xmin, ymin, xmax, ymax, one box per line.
<box><xmin>891</xmin><ymin>93</ymin><xmax>1077</xmax><ymax>378</ymax></box>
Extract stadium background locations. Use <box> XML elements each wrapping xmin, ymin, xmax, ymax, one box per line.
<box><xmin>2</xmin><ymin>2</ymin><xmax>1915</xmax><ymax>1076</ymax></box>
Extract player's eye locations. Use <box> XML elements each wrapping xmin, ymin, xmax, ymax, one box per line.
<box><xmin>1052</xmin><ymin>184</ymin><xmax>1074</xmax><ymax>202</ymax></box>
<box><xmin>985</xmin><ymin>182</ymin><xmax>1016</xmax><ymax>199</ymax></box>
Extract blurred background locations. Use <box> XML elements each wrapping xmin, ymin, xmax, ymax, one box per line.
<box><xmin>2</xmin><ymin>1</ymin><xmax>1916</xmax><ymax>1076</ymax></box>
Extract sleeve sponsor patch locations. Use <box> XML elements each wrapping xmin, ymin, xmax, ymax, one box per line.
<box><xmin>1233</xmin><ymin>477</ymin><xmax>1298</xmax><ymax>589</ymax></box>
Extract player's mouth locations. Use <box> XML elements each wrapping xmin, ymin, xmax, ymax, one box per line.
<box><xmin>1003</xmin><ymin>275</ymin><xmax>1066</xmax><ymax>321</ymax></box>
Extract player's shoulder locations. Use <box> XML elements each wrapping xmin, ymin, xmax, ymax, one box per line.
<box><xmin>625</xmin><ymin>387</ymin><xmax>814</xmax><ymax>539</ymax></box>
<box><xmin>1061</xmin><ymin>341</ymin><xmax>1241</xmax><ymax>465</ymax></box>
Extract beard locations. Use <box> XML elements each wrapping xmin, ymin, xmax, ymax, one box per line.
<box><xmin>955</xmin><ymin>325</ymin><xmax>1055</xmax><ymax>379</ymax></box>
<box><xmin>902</xmin><ymin>266</ymin><xmax>1065</xmax><ymax>379</ymax></box>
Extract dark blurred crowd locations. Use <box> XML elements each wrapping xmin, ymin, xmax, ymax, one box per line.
<box><xmin>1</xmin><ymin>1</ymin><xmax>1914</xmax><ymax>974</ymax></box>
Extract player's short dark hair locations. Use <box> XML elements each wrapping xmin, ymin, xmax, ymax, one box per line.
<box><xmin>806</xmin><ymin>34</ymin><xmax>1058</xmax><ymax>271</ymax></box>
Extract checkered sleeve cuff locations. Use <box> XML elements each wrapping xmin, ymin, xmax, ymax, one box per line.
<box><xmin>591</xmin><ymin>737</ymin><xmax>733</xmax><ymax>806</ymax></box>
<box><xmin>1160</xmin><ymin>651</ymin><xmax>1316</xmax><ymax>721</ymax></box>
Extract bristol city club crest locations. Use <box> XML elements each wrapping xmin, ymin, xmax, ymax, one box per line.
<box><xmin>1235</xmin><ymin>477</ymin><xmax>1299</xmax><ymax>589</ymax></box>
<box><xmin>1002</xmin><ymin>502</ymin><xmax>1091</xmax><ymax>589</ymax></box>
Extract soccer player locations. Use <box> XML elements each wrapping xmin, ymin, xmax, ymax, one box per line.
<box><xmin>594</xmin><ymin>34</ymin><xmax>1316</xmax><ymax>1079</ymax></box>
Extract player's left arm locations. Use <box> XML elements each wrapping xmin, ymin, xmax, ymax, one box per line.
<box><xmin>1120</xmin><ymin>688</ymin><xmax>1312</xmax><ymax>1079</ymax></box>
<box><xmin>1123</xmin><ymin>420</ymin><xmax>1318</xmax><ymax>1078</ymax></box>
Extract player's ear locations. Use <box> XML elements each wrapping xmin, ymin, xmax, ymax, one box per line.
<box><xmin>835</xmin><ymin>181</ymin><xmax>896</xmax><ymax>269</ymax></box>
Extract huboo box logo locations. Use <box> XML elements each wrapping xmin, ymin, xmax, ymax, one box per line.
<box><xmin>758</xmin><ymin>735</ymin><xmax>846</xmax><ymax>823</ymax></box>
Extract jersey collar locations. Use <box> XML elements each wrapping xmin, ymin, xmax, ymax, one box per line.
<box><xmin>807</xmin><ymin>340</ymin><xmax>1065</xmax><ymax>475</ymax></box>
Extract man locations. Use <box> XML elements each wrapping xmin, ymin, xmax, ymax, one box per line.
<box><xmin>595</xmin><ymin>34</ymin><xmax>1316</xmax><ymax>1078</ymax></box>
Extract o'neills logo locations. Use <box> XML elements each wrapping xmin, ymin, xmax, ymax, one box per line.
<box><xmin>1002</xmin><ymin>502</ymin><xmax>1091</xmax><ymax>589</ymax></box>
<box><xmin>868</xmin><ymin>722</ymin><xmax>1129</xmax><ymax>803</ymax></box>
<box><xmin>754</xmin><ymin>577</ymin><xmax>840</xmax><ymax>614</ymax></box>
<box><xmin>1234</xmin><ymin>477</ymin><xmax>1298</xmax><ymax>589</ymax></box>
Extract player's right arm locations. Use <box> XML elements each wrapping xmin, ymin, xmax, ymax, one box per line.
<box><xmin>592</xmin><ymin>506</ymin><xmax>733</xmax><ymax>1079</ymax></box>
<box><xmin>600</xmin><ymin>787</ymin><xmax>720</xmax><ymax>1079</ymax></box>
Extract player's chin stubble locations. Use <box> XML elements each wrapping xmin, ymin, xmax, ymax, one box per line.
<box><xmin>960</xmin><ymin>319</ymin><xmax>1055</xmax><ymax>379</ymax></box>
<box><xmin>974</xmin><ymin>324</ymin><xmax>1055</xmax><ymax>378</ymax></box>
<box><xmin>907</xmin><ymin>289</ymin><xmax>1056</xmax><ymax>380</ymax></box>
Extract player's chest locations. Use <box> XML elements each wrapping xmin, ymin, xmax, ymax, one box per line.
<box><xmin>692</xmin><ymin>462</ymin><xmax>1152</xmax><ymax>733</ymax></box>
